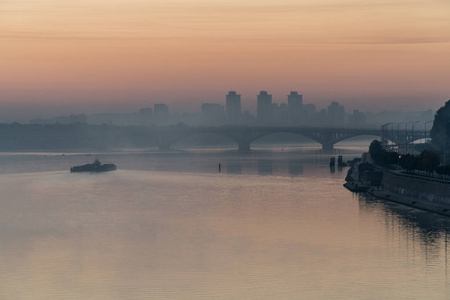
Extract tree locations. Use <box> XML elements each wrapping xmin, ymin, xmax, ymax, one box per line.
<box><xmin>368</xmin><ymin>139</ymin><xmax>400</xmax><ymax>166</ymax></box>
<box><xmin>381</xmin><ymin>151</ymin><xmax>399</xmax><ymax>165</ymax></box>
<box><xmin>399</xmin><ymin>154</ymin><xmax>418</xmax><ymax>172</ymax></box>
<box><xmin>417</xmin><ymin>150</ymin><xmax>440</xmax><ymax>173</ymax></box>
<box><xmin>369</xmin><ymin>140</ymin><xmax>384</xmax><ymax>164</ymax></box>
<box><xmin>431</xmin><ymin>99</ymin><xmax>450</xmax><ymax>155</ymax></box>
<box><xmin>436</xmin><ymin>165</ymin><xmax>450</xmax><ymax>175</ymax></box>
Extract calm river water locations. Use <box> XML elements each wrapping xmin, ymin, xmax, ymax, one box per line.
<box><xmin>1</xmin><ymin>146</ymin><xmax>450</xmax><ymax>299</ymax></box>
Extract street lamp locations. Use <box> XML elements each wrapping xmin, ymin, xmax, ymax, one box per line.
<box><xmin>405</xmin><ymin>121</ymin><xmax>414</xmax><ymax>154</ymax></box>
<box><xmin>405</xmin><ymin>121</ymin><xmax>414</xmax><ymax>153</ymax></box>
<box><xmin>424</xmin><ymin>120</ymin><xmax>433</xmax><ymax>145</ymax></box>
<box><xmin>381</xmin><ymin>123</ymin><xmax>391</xmax><ymax>148</ymax></box>
<box><xmin>445</xmin><ymin>120</ymin><xmax>450</xmax><ymax>165</ymax></box>
<box><xmin>411</xmin><ymin>121</ymin><xmax>420</xmax><ymax>154</ymax></box>
<box><xmin>388</xmin><ymin>123</ymin><xmax>394</xmax><ymax>151</ymax></box>
<box><xmin>397</xmin><ymin>122</ymin><xmax>405</xmax><ymax>153</ymax></box>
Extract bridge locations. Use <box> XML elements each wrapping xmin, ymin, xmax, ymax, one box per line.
<box><xmin>381</xmin><ymin>125</ymin><xmax>430</xmax><ymax>153</ymax></box>
<box><xmin>0</xmin><ymin>123</ymin><xmax>429</xmax><ymax>152</ymax></box>
<box><xmin>147</xmin><ymin>125</ymin><xmax>387</xmax><ymax>151</ymax></box>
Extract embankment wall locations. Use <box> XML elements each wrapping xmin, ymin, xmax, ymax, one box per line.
<box><xmin>382</xmin><ymin>171</ymin><xmax>450</xmax><ymax>205</ymax></box>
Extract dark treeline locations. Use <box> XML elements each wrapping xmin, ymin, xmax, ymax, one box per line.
<box><xmin>369</xmin><ymin>140</ymin><xmax>450</xmax><ymax>175</ymax></box>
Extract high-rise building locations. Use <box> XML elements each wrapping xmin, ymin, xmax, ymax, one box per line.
<box><xmin>327</xmin><ymin>101</ymin><xmax>345</xmax><ymax>125</ymax></box>
<box><xmin>287</xmin><ymin>92</ymin><xmax>303</xmax><ymax>124</ymax></box>
<box><xmin>257</xmin><ymin>91</ymin><xmax>273</xmax><ymax>124</ymax></box>
<box><xmin>226</xmin><ymin>91</ymin><xmax>241</xmax><ymax>123</ymax></box>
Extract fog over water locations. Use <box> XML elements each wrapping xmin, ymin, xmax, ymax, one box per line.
<box><xmin>1</xmin><ymin>145</ymin><xmax>450</xmax><ymax>299</ymax></box>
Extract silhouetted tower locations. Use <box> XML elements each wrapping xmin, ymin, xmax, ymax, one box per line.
<box><xmin>287</xmin><ymin>91</ymin><xmax>303</xmax><ymax>124</ymax></box>
<box><xmin>257</xmin><ymin>91</ymin><xmax>273</xmax><ymax>124</ymax></box>
<box><xmin>226</xmin><ymin>91</ymin><xmax>241</xmax><ymax>123</ymax></box>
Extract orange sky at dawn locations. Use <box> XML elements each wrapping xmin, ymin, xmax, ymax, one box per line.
<box><xmin>1</xmin><ymin>0</ymin><xmax>449</xmax><ymax>120</ymax></box>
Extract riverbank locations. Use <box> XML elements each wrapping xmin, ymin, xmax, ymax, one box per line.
<box><xmin>381</xmin><ymin>170</ymin><xmax>450</xmax><ymax>204</ymax></box>
<box><xmin>343</xmin><ymin>182</ymin><xmax>369</xmax><ymax>192</ymax></box>
<box><xmin>368</xmin><ymin>188</ymin><xmax>450</xmax><ymax>217</ymax></box>
<box><xmin>345</xmin><ymin>165</ymin><xmax>450</xmax><ymax>216</ymax></box>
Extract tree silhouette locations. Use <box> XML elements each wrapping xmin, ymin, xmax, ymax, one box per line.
<box><xmin>369</xmin><ymin>140</ymin><xmax>383</xmax><ymax>163</ymax></box>
<box><xmin>431</xmin><ymin>99</ymin><xmax>450</xmax><ymax>155</ymax></box>
<box><xmin>417</xmin><ymin>150</ymin><xmax>440</xmax><ymax>173</ymax></box>
<box><xmin>399</xmin><ymin>154</ymin><xmax>418</xmax><ymax>171</ymax></box>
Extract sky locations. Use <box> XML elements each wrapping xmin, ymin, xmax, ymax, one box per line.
<box><xmin>1</xmin><ymin>0</ymin><xmax>449</xmax><ymax>121</ymax></box>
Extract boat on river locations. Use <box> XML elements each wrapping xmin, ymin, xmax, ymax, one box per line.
<box><xmin>70</xmin><ymin>158</ymin><xmax>116</xmax><ymax>173</ymax></box>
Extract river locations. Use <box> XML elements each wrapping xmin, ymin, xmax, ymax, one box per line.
<box><xmin>1</xmin><ymin>145</ymin><xmax>449</xmax><ymax>299</ymax></box>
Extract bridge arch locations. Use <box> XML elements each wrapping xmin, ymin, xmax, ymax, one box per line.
<box><xmin>148</xmin><ymin>126</ymin><xmax>383</xmax><ymax>152</ymax></box>
<box><xmin>334</xmin><ymin>134</ymin><xmax>382</xmax><ymax>147</ymax></box>
<box><xmin>239</xmin><ymin>130</ymin><xmax>324</xmax><ymax>150</ymax></box>
<box><xmin>164</xmin><ymin>131</ymin><xmax>237</xmax><ymax>150</ymax></box>
<box><xmin>246</xmin><ymin>131</ymin><xmax>323</xmax><ymax>148</ymax></box>
<box><xmin>151</xmin><ymin>129</ymin><xmax>239</xmax><ymax>150</ymax></box>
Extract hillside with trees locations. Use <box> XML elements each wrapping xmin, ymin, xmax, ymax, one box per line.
<box><xmin>431</xmin><ymin>99</ymin><xmax>450</xmax><ymax>158</ymax></box>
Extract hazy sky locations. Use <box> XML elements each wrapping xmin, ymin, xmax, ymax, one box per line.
<box><xmin>1</xmin><ymin>0</ymin><xmax>449</xmax><ymax>120</ymax></box>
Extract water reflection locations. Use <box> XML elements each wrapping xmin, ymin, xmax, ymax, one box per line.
<box><xmin>287</xmin><ymin>160</ymin><xmax>303</xmax><ymax>176</ymax></box>
<box><xmin>257</xmin><ymin>160</ymin><xmax>273</xmax><ymax>175</ymax></box>
<box><xmin>2</xmin><ymin>150</ymin><xmax>450</xmax><ymax>299</ymax></box>
<box><xmin>358</xmin><ymin>192</ymin><xmax>450</xmax><ymax>281</ymax></box>
<box><xmin>359</xmin><ymin>193</ymin><xmax>450</xmax><ymax>235</ymax></box>
<box><xmin>223</xmin><ymin>160</ymin><xmax>306</xmax><ymax>176</ymax></box>
<box><xmin>226</xmin><ymin>163</ymin><xmax>241</xmax><ymax>174</ymax></box>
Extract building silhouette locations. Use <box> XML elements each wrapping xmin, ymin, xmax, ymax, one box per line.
<box><xmin>287</xmin><ymin>92</ymin><xmax>303</xmax><ymax>124</ymax></box>
<box><xmin>327</xmin><ymin>101</ymin><xmax>345</xmax><ymax>125</ymax></box>
<box><xmin>226</xmin><ymin>91</ymin><xmax>241</xmax><ymax>123</ymax></box>
<box><xmin>257</xmin><ymin>91</ymin><xmax>273</xmax><ymax>124</ymax></box>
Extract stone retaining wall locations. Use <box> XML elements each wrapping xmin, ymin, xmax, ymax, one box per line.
<box><xmin>382</xmin><ymin>171</ymin><xmax>450</xmax><ymax>205</ymax></box>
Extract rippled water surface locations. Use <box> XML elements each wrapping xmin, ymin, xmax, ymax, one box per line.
<box><xmin>1</xmin><ymin>148</ymin><xmax>450</xmax><ymax>299</ymax></box>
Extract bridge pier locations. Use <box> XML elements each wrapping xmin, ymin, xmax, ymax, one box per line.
<box><xmin>321</xmin><ymin>142</ymin><xmax>334</xmax><ymax>152</ymax></box>
<box><xmin>158</xmin><ymin>142</ymin><xmax>171</xmax><ymax>151</ymax></box>
<box><xmin>146</xmin><ymin>126</ymin><xmax>385</xmax><ymax>152</ymax></box>
<box><xmin>238</xmin><ymin>141</ymin><xmax>251</xmax><ymax>152</ymax></box>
